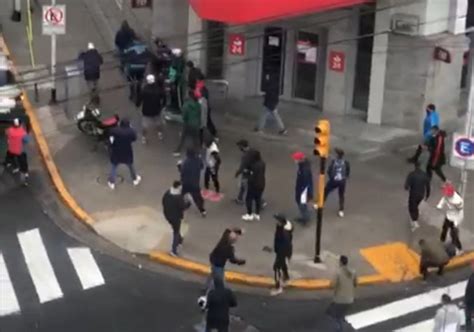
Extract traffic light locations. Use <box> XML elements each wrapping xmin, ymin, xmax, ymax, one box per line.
<box><xmin>314</xmin><ymin>120</ymin><xmax>331</xmax><ymax>158</ymax></box>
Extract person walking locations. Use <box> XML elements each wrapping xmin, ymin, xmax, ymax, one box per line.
<box><xmin>323</xmin><ymin>148</ymin><xmax>350</xmax><ymax>218</ymax></box>
<box><xmin>407</xmin><ymin>104</ymin><xmax>440</xmax><ymax>164</ymax></box>
<box><xmin>433</xmin><ymin>294</ymin><xmax>463</xmax><ymax>332</ymax></box>
<box><xmin>418</xmin><ymin>238</ymin><xmax>450</xmax><ymax>280</ymax></box>
<box><xmin>327</xmin><ymin>255</ymin><xmax>357</xmax><ymax>332</ymax></box>
<box><xmin>203</xmin><ymin>135</ymin><xmax>221</xmax><ymax>200</ymax></box>
<box><xmin>242</xmin><ymin>151</ymin><xmax>265</xmax><ymax>221</ymax></box>
<box><xmin>174</xmin><ymin>91</ymin><xmax>201</xmax><ymax>156</ymax></box>
<box><xmin>186</xmin><ymin>60</ymin><xmax>202</xmax><ymax>90</ymax></box>
<box><xmin>195</xmin><ymin>73</ymin><xmax>218</xmax><ymax>139</ymax></box>
<box><xmin>107</xmin><ymin>118</ymin><xmax>142</xmax><ymax>190</ymax></box>
<box><xmin>114</xmin><ymin>20</ymin><xmax>136</xmax><ymax>53</ymax></box>
<box><xmin>270</xmin><ymin>214</ymin><xmax>293</xmax><ymax>296</ymax></box>
<box><xmin>195</xmin><ymin>78</ymin><xmax>209</xmax><ymax>145</ymax></box>
<box><xmin>437</xmin><ymin>182</ymin><xmax>464</xmax><ymax>254</ymax></box>
<box><xmin>292</xmin><ymin>151</ymin><xmax>314</xmax><ymax>224</ymax></box>
<box><xmin>255</xmin><ymin>72</ymin><xmax>287</xmax><ymax>135</ymax></box>
<box><xmin>179</xmin><ymin>148</ymin><xmax>207</xmax><ymax>217</ymax></box>
<box><xmin>464</xmin><ymin>264</ymin><xmax>474</xmax><ymax>331</ymax></box>
<box><xmin>5</xmin><ymin>118</ymin><xmax>30</xmax><ymax>185</ymax></box>
<box><xmin>205</xmin><ymin>228</ymin><xmax>245</xmax><ymax>293</ymax></box>
<box><xmin>404</xmin><ymin>161</ymin><xmax>431</xmax><ymax>231</ymax></box>
<box><xmin>205</xmin><ymin>277</ymin><xmax>237</xmax><ymax>332</ymax></box>
<box><xmin>137</xmin><ymin>74</ymin><xmax>165</xmax><ymax>144</ymax></box>
<box><xmin>234</xmin><ymin>139</ymin><xmax>258</xmax><ymax>204</ymax></box>
<box><xmin>162</xmin><ymin>180</ymin><xmax>189</xmax><ymax>257</ymax></box>
<box><xmin>426</xmin><ymin>126</ymin><xmax>447</xmax><ymax>182</ymax></box>
<box><xmin>78</xmin><ymin>42</ymin><xmax>104</xmax><ymax>99</ymax></box>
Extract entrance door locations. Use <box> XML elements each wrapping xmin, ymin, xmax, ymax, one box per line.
<box><xmin>206</xmin><ymin>21</ymin><xmax>225</xmax><ymax>79</ymax></box>
<box><xmin>260</xmin><ymin>27</ymin><xmax>285</xmax><ymax>94</ymax></box>
<box><xmin>293</xmin><ymin>31</ymin><xmax>319</xmax><ymax>101</ymax></box>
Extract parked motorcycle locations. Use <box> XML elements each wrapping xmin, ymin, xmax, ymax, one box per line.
<box><xmin>75</xmin><ymin>102</ymin><xmax>119</xmax><ymax>143</ymax></box>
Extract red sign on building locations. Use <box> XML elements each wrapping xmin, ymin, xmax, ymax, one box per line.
<box><xmin>329</xmin><ymin>51</ymin><xmax>345</xmax><ymax>72</ymax></box>
<box><xmin>229</xmin><ymin>34</ymin><xmax>245</xmax><ymax>56</ymax></box>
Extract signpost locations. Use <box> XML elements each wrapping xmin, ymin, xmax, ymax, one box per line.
<box><xmin>451</xmin><ymin>133</ymin><xmax>474</xmax><ymax>169</ymax></box>
<box><xmin>42</xmin><ymin>3</ymin><xmax>65</xmax><ymax>104</ymax></box>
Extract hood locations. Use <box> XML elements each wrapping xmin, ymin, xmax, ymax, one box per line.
<box><xmin>169</xmin><ymin>186</ymin><xmax>181</xmax><ymax>195</ymax></box>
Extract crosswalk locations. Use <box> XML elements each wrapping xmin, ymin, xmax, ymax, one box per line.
<box><xmin>0</xmin><ymin>228</ymin><xmax>106</xmax><ymax>317</ymax></box>
<box><xmin>346</xmin><ymin>281</ymin><xmax>467</xmax><ymax>331</ymax></box>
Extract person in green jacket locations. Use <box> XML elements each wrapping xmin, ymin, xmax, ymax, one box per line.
<box><xmin>174</xmin><ymin>90</ymin><xmax>201</xmax><ymax>156</ymax></box>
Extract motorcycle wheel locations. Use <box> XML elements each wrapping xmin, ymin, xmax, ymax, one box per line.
<box><xmin>77</xmin><ymin>119</ymin><xmax>97</xmax><ymax>137</ymax></box>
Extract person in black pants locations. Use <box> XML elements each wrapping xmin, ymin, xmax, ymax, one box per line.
<box><xmin>271</xmin><ymin>214</ymin><xmax>293</xmax><ymax>296</ymax></box>
<box><xmin>179</xmin><ymin>148</ymin><xmax>206</xmax><ymax>217</ymax></box>
<box><xmin>465</xmin><ymin>266</ymin><xmax>474</xmax><ymax>331</ymax></box>
<box><xmin>205</xmin><ymin>277</ymin><xmax>237</xmax><ymax>332</ymax></box>
<box><xmin>242</xmin><ymin>151</ymin><xmax>265</xmax><ymax>222</ymax></box>
<box><xmin>404</xmin><ymin>161</ymin><xmax>430</xmax><ymax>231</ymax></box>
<box><xmin>323</xmin><ymin>148</ymin><xmax>350</xmax><ymax>218</ymax></box>
<box><xmin>162</xmin><ymin>180</ymin><xmax>189</xmax><ymax>256</ymax></box>
<box><xmin>426</xmin><ymin>126</ymin><xmax>447</xmax><ymax>183</ymax></box>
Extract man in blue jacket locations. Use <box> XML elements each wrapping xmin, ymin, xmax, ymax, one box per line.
<box><xmin>292</xmin><ymin>152</ymin><xmax>313</xmax><ymax>224</ymax></box>
<box><xmin>407</xmin><ymin>104</ymin><xmax>440</xmax><ymax>164</ymax></box>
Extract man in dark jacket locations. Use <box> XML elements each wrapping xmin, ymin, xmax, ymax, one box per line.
<box><xmin>107</xmin><ymin>118</ymin><xmax>141</xmax><ymax>190</ymax></box>
<box><xmin>114</xmin><ymin>20</ymin><xmax>136</xmax><ymax>52</ymax></box>
<box><xmin>174</xmin><ymin>91</ymin><xmax>201</xmax><ymax>155</ymax></box>
<box><xmin>242</xmin><ymin>151</ymin><xmax>265</xmax><ymax>221</ymax></box>
<box><xmin>418</xmin><ymin>238</ymin><xmax>450</xmax><ymax>280</ymax></box>
<box><xmin>79</xmin><ymin>43</ymin><xmax>104</xmax><ymax>98</ymax></box>
<box><xmin>255</xmin><ymin>72</ymin><xmax>287</xmax><ymax>135</ymax></box>
<box><xmin>292</xmin><ymin>151</ymin><xmax>314</xmax><ymax>224</ymax></box>
<box><xmin>186</xmin><ymin>60</ymin><xmax>202</xmax><ymax>90</ymax></box>
<box><xmin>205</xmin><ymin>277</ymin><xmax>237</xmax><ymax>332</ymax></box>
<box><xmin>404</xmin><ymin>161</ymin><xmax>430</xmax><ymax>231</ymax></box>
<box><xmin>162</xmin><ymin>180</ymin><xmax>189</xmax><ymax>256</ymax></box>
<box><xmin>426</xmin><ymin>126</ymin><xmax>447</xmax><ymax>182</ymax></box>
<box><xmin>271</xmin><ymin>214</ymin><xmax>293</xmax><ymax>296</ymax></box>
<box><xmin>179</xmin><ymin>148</ymin><xmax>206</xmax><ymax>217</ymax></box>
<box><xmin>137</xmin><ymin>74</ymin><xmax>165</xmax><ymax>144</ymax></box>
<box><xmin>465</xmin><ymin>264</ymin><xmax>474</xmax><ymax>330</ymax></box>
<box><xmin>323</xmin><ymin>148</ymin><xmax>350</xmax><ymax>218</ymax></box>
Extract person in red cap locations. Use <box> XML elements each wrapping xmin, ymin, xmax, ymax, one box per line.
<box><xmin>292</xmin><ymin>151</ymin><xmax>313</xmax><ymax>224</ymax></box>
<box><xmin>437</xmin><ymin>182</ymin><xmax>464</xmax><ymax>254</ymax></box>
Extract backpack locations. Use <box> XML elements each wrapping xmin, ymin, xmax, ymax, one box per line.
<box><xmin>332</xmin><ymin>159</ymin><xmax>346</xmax><ymax>181</ymax></box>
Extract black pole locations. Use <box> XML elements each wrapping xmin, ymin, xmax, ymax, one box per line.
<box><xmin>314</xmin><ymin>156</ymin><xmax>326</xmax><ymax>263</ymax></box>
<box><xmin>49</xmin><ymin>88</ymin><xmax>57</xmax><ymax>104</ymax></box>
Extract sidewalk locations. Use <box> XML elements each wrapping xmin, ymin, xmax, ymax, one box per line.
<box><xmin>3</xmin><ymin>2</ymin><xmax>474</xmax><ymax>286</ymax></box>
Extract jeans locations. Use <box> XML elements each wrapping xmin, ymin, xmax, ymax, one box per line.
<box><xmin>408</xmin><ymin>195</ymin><xmax>423</xmax><ymax>222</ymax></box>
<box><xmin>171</xmin><ymin>224</ymin><xmax>182</xmax><ymax>254</ymax></box>
<box><xmin>205</xmin><ymin>265</ymin><xmax>225</xmax><ymax>294</ymax></box>
<box><xmin>257</xmin><ymin>107</ymin><xmax>285</xmax><ymax>131</ymax></box>
<box><xmin>237</xmin><ymin>177</ymin><xmax>248</xmax><ymax>201</ymax></box>
<box><xmin>108</xmin><ymin>163</ymin><xmax>137</xmax><ymax>184</ymax></box>
<box><xmin>426</xmin><ymin>163</ymin><xmax>447</xmax><ymax>182</ymax></box>
<box><xmin>298</xmin><ymin>203</ymin><xmax>310</xmax><ymax>222</ymax></box>
<box><xmin>441</xmin><ymin>218</ymin><xmax>462</xmax><ymax>250</ymax></box>
<box><xmin>325</xmin><ymin>180</ymin><xmax>346</xmax><ymax>211</ymax></box>
<box><xmin>246</xmin><ymin>187</ymin><xmax>263</xmax><ymax>215</ymax></box>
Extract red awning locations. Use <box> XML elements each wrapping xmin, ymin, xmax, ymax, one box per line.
<box><xmin>189</xmin><ymin>0</ymin><xmax>372</xmax><ymax>24</ymax></box>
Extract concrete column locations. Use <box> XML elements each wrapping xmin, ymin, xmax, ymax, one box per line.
<box><xmin>186</xmin><ymin>7</ymin><xmax>206</xmax><ymax>71</ymax></box>
<box><xmin>448</xmin><ymin>0</ymin><xmax>468</xmax><ymax>35</ymax></box>
<box><xmin>367</xmin><ymin>1</ymin><xmax>390</xmax><ymax>125</ymax></box>
<box><xmin>343</xmin><ymin>7</ymin><xmax>360</xmax><ymax>114</ymax></box>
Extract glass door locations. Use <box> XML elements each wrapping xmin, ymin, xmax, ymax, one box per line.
<box><xmin>293</xmin><ymin>31</ymin><xmax>318</xmax><ymax>101</ymax></box>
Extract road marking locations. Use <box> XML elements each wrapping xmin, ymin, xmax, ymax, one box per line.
<box><xmin>67</xmin><ymin>248</ymin><xmax>105</xmax><ymax>290</ymax></box>
<box><xmin>17</xmin><ymin>229</ymin><xmax>63</xmax><ymax>303</ymax></box>
<box><xmin>347</xmin><ymin>280</ymin><xmax>467</xmax><ymax>330</ymax></box>
<box><xmin>0</xmin><ymin>253</ymin><xmax>20</xmax><ymax>316</ymax></box>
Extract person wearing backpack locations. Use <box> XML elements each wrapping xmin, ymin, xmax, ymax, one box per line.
<box><xmin>324</xmin><ymin>148</ymin><xmax>350</xmax><ymax>218</ymax></box>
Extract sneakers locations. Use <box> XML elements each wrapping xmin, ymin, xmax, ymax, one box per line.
<box><xmin>270</xmin><ymin>288</ymin><xmax>283</xmax><ymax>296</ymax></box>
<box><xmin>278</xmin><ymin>129</ymin><xmax>288</xmax><ymax>136</ymax></box>
<box><xmin>107</xmin><ymin>181</ymin><xmax>116</xmax><ymax>190</ymax></box>
<box><xmin>411</xmin><ymin>221</ymin><xmax>420</xmax><ymax>231</ymax></box>
<box><xmin>200</xmin><ymin>210</ymin><xmax>207</xmax><ymax>218</ymax></box>
<box><xmin>253</xmin><ymin>214</ymin><xmax>260</xmax><ymax>221</ymax></box>
<box><xmin>456</xmin><ymin>249</ymin><xmax>464</xmax><ymax>256</ymax></box>
<box><xmin>141</xmin><ymin>136</ymin><xmax>147</xmax><ymax>144</ymax></box>
<box><xmin>242</xmin><ymin>214</ymin><xmax>254</xmax><ymax>221</ymax></box>
<box><xmin>169</xmin><ymin>251</ymin><xmax>179</xmax><ymax>257</ymax></box>
<box><xmin>338</xmin><ymin>211</ymin><xmax>344</xmax><ymax>218</ymax></box>
<box><xmin>201</xmin><ymin>189</ymin><xmax>211</xmax><ymax>199</ymax></box>
<box><xmin>173</xmin><ymin>151</ymin><xmax>181</xmax><ymax>157</ymax></box>
<box><xmin>133</xmin><ymin>175</ymin><xmax>142</xmax><ymax>186</ymax></box>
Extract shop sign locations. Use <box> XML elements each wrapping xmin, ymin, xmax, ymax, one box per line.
<box><xmin>329</xmin><ymin>51</ymin><xmax>345</xmax><ymax>72</ymax></box>
<box><xmin>433</xmin><ymin>46</ymin><xmax>451</xmax><ymax>63</ymax></box>
<box><xmin>131</xmin><ymin>0</ymin><xmax>152</xmax><ymax>8</ymax></box>
<box><xmin>229</xmin><ymin>34</ymin><xmax>245</xmax><ymax>56</ymax></box>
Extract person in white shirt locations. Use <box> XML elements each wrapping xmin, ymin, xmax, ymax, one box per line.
<box><xmin>437</xmin><ymin>182</ymin><xmax>464</xmax><ymax>254</ymax></box>
<box><xmin>433</xmin><ymin>294</ymin><xmax>463</xmax><ymax>332</ymax></box>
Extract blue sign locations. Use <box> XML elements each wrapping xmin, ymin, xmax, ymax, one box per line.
<box><xmin>455</xmin><ymin>138</ymin><xmax>474</xmax><ymax>157</ymax></box>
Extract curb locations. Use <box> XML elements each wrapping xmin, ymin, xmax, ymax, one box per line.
<box><xmin>3</xmin><ymin>35</ymin><xmax>473</xmax><ymax>291</ymax></box>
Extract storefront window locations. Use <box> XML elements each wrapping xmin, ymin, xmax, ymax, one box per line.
<box><xmin>293</xmin><ymin>31</ymin><xmax>318</xmax><ymax>101</ymax></box>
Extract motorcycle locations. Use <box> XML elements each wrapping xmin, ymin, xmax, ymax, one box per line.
<box><xmin>75</xmin><ymin>102</ymin><xmax>119</xmax><ymax>144</ymax></box>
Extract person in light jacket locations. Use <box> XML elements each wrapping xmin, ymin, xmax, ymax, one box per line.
<box><xmin>433</xmin><ymin>294</ymin><xmax>463</xmax><ymax>332</ymax></box>
<box><xmin>202</xmin><ymin>135</ymin><xmax>221</xmax><ymax>200</ymax></box>
<box><xmin>292</xmin><ymin>151</ymin><xmax>313</xmax><ymax>224</ymax></box>
<box><xmin>437</xmin><ymin>182</ymin><xmax>464</xmax><ymax>254</ymax></box>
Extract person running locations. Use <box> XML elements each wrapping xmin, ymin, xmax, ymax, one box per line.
<box><xmin>292</xmin><ymin>151</ymin><xmax>313</xmax><ymax>224</ymax></box>
<box><xmin>203</xmin><ymin>135</ymin><xmax>221</xmax><ymax>200</ymax></box>
<box><xmin>78</xmin><ymin>42</ymin><xmax>104</xmax><ymax>100</ymax></box>
<box><xmin>418</xmin><ymin>238</ymin><xmax>450</xmax><ymax>280</ymax></box>
<box><xmin>174</xmin><ymin>90</ymin><xmax>201</xmax><ymax>156</ymax></box>
<box><xmin>426</xmin><ymin>125</ymin><xmax>447</xmax><ymax>182</ymax></box>
<box><xmin>255</xmin><ymin>71</ymin><xmax>287</xmax><ymax>135</ymax></box>
<box><xmin>437</xmin><ymin>182</ymin><xmax>464</xmax><ymax>255</ymax></box>
<box><xmin>404</xmin><ymin>161</ymin><xmax>430</xmax><ymax>231</ymax></box>
<box><xmin>322</xmin><ymin>148</ymin><xmax>350</xmax><ymax>218</ymax></box>
<box><xmin>242</xmin><ymin>151</ymin><xmax>265</xmax><ymax>221</ymax></box>
<box><xmin>137</xmin><ymin>74</ymin><xmax>165</xmax><ymax>144</ymax></box>
<box><xmin>270</xmin><ymin>214</ymin><xmax>293</xmax><ymax>296</ymax></box>
<box><xmin>5</xmin><ymin>118</ymin><xmax>30</xmax><ymax>185</ymax></box>
<box><xmin>407</xmin><ymin>104</ymin><xmax>440</xmax><ymax>163</ymax></box>
<box><xmin>327</xmin><ymin>255</ymin><xmax>357</xmax><ymax>332</ymax></box>
<box><xmin>433</xmin><ymin>294</ymin><xmax>463</xmax><ymax>332</ymax></box>
<box><xmin>179</xmin><ymin>148</ymin><xmax>207</xmax><ymax>217</ymax></box>
<box><xmin>205</xmin><ymin>277</ymin><xmax>237</xmax><ymax>332</ymax></box>
<box><xmin>162</xmin><ymin>180</ymin><xmax>189</xmax><ymax>257</ymax></box>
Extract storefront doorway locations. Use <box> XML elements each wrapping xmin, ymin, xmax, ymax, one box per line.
<box><xmin>293</xmin><ymin>31</ymin><xmax>319</xmax><ymax>101</ymax></box>
<box><xmin>260</xmin><ymin>27</ymin><xmax>286</xmax><ymax>94</ymax></box>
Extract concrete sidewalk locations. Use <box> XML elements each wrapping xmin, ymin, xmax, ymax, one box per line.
<box><xmin>3</xmin><ymin>1</ymin><xmax>474</xmax><ymax>286</ymax></box>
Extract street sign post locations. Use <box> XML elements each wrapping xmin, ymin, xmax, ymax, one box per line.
<box><xmin>450</xmin><ymin>133</ymin><xmax>474</xmax><ymax>170</ymax></box>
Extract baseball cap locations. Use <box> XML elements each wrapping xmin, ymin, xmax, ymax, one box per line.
<box><xmin>291</xmin><ymin>151</ymin><xmax>305</xmax><ymax>161</ymax></box>
<box><xmin>442</xmin><ymin>182</ymin><xmax>455</xmax><ymax>197</ymax></box>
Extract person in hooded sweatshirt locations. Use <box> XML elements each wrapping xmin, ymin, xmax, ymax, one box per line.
<box><xmin>407</xmin><ymin>104</ymin><xmax>440</xmax><ymax>164</ymax></box>
<box><xmin>242</xmin><ymin>151</ymin><xmax>266</xmax><ymax>222</ymax></box>
<box><xmin>179</xmin><ymin>148</ymin><xmax>206</xmax><ymax>217</ymax></box>
<box><xmin>404</xmin><ymin>161</ymin><xmax>431</xmax><ymax>231</ymax></box>
<box><xmin>323</xmin><ymin>148</ymin><xmax>350</xmax><ymax>218</ymax></box>
<box><xmin>137</xmin><ymin>74</ymin><xmax>165</xmax><ymax>143</ymax></box>
<box><xmin>433</xmin><ymin>294</ymin><xmax>463</xmax><ymax>332</ymax></box>
<box><xmin>464</xmin><ymin>263</ymin><xmax>474</xmax><ymax>330</ymax></box>
<box><xmin>427</xmin><ymin>125</ymin><xmax>447</xmax><ymax>183</ymax></box>
<box><xmin>437</xmin><ymin>182</ymin><xmax>464</xmax><ymax>254</ymax></box>
<box><xmin>205</xmin><ymin>277</ymin><xmax>237</xmax><ymax>332</ymax></box>
<box><xmin>5</xmin><ymin>118</ymin><xmax>30</xmax><ymax>185</ymax></box>
<box><xmin>292</xmin><ymin>151</ymin><xmax>314</xmax><ymax>224</ymax></box>
<box><xmin>271</xmin><ymin>214</ymin><xmax>293</xmax><ymax>296</ymax></box>
<box><xmin>114</xmin><ymin>20</ymin><xmax>136</xmax><ymax>52</ymax></box>
<box><xmin>78</xmin><ymin>42</ymin><xmax>104</xmax><ymax>98</ymax></box>
<box><xmin>174</xmin><ymin>91</ymin><xmax>201</xmax><ymax>156</ymax></box>
<box><xmin>202</xmin><ymin>134</ymin><xmax>222</xmax><ymax>200</ymax></box>
<box><xmin>162</xmin><ymin>180</ymin><xmax>189</xmax><ymax>257</ymax></box>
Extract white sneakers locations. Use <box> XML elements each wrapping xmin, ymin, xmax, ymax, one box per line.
<box><xmin>411</xmin><ymin>221</ymin><xmax>420</xmax><ymax>231</ymax></box>
<box><xmin>108</xmin><ymin>175</ymin><xmax>141</xmax><ymax>190</ymax></box>
<box><xmin>242</xmin><ymin>214</ymin><xmax>260</xmax><ymax>221</ymax></box>
<box><xmin>107</xmin><ymin>182</ymin><xmax>116</xmax><ymax>190</ymax></box>
<box><xmin>270</xmin><ymin>287</ymin><xmax>283</xmax><ymax>296</ymax></box>
<box><xmin>338</xmin><ymin>211</ymin><xmax>344</xmax><ymax>218</ymax></box>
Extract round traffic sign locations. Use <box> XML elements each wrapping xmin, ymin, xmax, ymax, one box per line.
<box><xmin>454</xmin><ymin>137</ymin><xmax>474</xmax><ymax>157</ymax></box>
<box><xmin>44</xmin><ymin>7</ymin><xmax>64</xmax><ymax>25</ymax></box>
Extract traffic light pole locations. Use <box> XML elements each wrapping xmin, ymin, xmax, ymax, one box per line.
<box><xmin>314</xmin><ymin>156</ymin><xmax>326</xmax><ymax>263</ymax></box>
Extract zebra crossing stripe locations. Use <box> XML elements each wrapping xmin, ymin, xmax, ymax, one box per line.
<box><xmin>67</xmin><ymin>248</ymin><xmax>105</xmax><ymax>290</ymax></box>
<box><xmin>17</xmin><ymin>229</ymin><xmax>63</xmax><ymax>303</ymax></box>
<box><xmin>0</xmin><ymin>253</ymin><xmax>20</xmax><ymax>316</ymax></box>
<box><xmin>346</xmin><ymin>280</ymin><xmax>467</xmax><ymax>330</ymax></box>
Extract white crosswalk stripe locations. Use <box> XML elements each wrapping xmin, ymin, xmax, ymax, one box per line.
<box><xmin>346</xmin><ymin>281</ymin><xmax>467</xmax><ymax>331</ymax></box>
<box><xmin>0</xmin><ymin>228</ymin><xmax>106</xmax><ymax>317</ymax></box>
